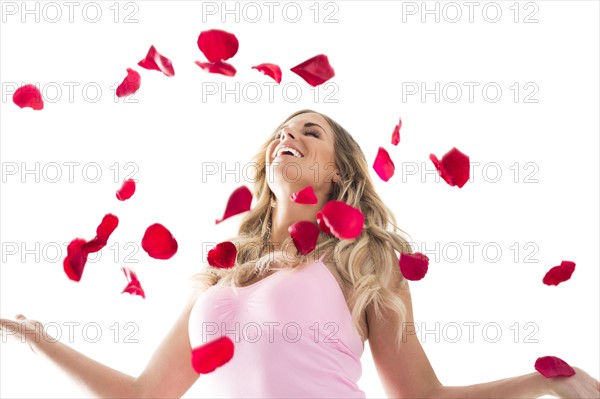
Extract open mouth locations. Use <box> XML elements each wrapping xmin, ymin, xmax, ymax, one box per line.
<box><xmin>275</xmin><ymin>146</ymin><xmax>304</xmax><ymax>159</ymax></box>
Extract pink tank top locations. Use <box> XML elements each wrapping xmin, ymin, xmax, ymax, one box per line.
<box><xmin>188</xmin><ymin>255</ymin><xmax>366</xmax><ymax>398</ymax></box>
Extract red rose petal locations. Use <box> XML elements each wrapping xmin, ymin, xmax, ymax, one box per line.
<box><xmin>373</xmin><ymin>147</ymin><xmax>395</xmax><ymax>182</ymax></box>
<box><xmin>252</xmin><ymin>63</ymin><xmax>282</xmax><ymax>84</ymax></box>
<box><xmin>197</xmin><ymin>29</ymin><xmax>239</xmax><ymax>62</ymax></box>
<box><xmin>289</xmin><ymin>221</ymin><xmax>319</xmax><ymax>256</ymax></box>
<box><xmin>191</xmin><ymin>336</ymin><xmax>235</xmax><ymax>374</ymax></box>
<box><xmin>121</xmin><ymin>266</ymin><xmax>146</xmax><ymax>299</ymax></box>
<box><xmin>290</xmin><ymin>186</ymin><xmax>318</xmax><ymax>205</ymax></box>
<box><xmin>215</xmin><ymin>186</ymin><xmax>253</xmax><ymax>224</ymax></box>
<box><xmin>399</xmin><ymin>252</ymin><xmax>429</xmax><ymax>281</ymax></box>
<box><xmin>138</xmin><ymin>45</ymin><xmax>175</xmax><ymax>77</ymax></box>
<box><xmin>316</xmin><ymin>201</ymin><xmax>364</xmax><ymax>240</ymax></box>
<box><xmin>429</xmin><ymin>147</ymin><xmax>470</xmax><ymax>188</ymax></box>
<box><xmin>116</xmin><ymin>179</ymin><xmax>136</xmax><ymax>201</ymax></box>
<box><xmin>13</xmin><ymin>84</ymin><xmax>44</xmax><ymax>110</ymax></box>
<box><xmin>391</xmin><ymin>118</ymin><xmax>402</xmax><ymax>146</ymax></box>
<box><xmin>543</xmin><ymin>261</ymin><xmax>576</xmax><ymax>286</ymax></box>
<box><xmin>195</xmin><ymin>61</ymin><xmax>237</xmax><ymax>77</ymax></box>
<box><xmin>290</xmin><ymin>54</ymin><xmax>335</xmax><ymax>87</ymax></box>
<box><xmin>141</xmin><ymin>223</ymin><xmax>178</xmax><ymax>260</ymax></box>
<box><xmin>207</xmin><ymin>241</ymin><xmax>237</xmax><ymax>269</ymax></box>
<box><xmin>116</xmin><ymin>68</ymin><xmax>141</xmax><ymax>98</ymax></box>
<box><xmin>82</xmin><ymin>214</ymin><xmax>119</xmax><ymax>253</ymax></box>
<box><xmin>63</xmin><ymin>238</ymin><xmax>89</xmax><ymax>282</ymax></box>
<box><xmin>534</xmin><ymin>356</ymin><xmax>576</xmax><ymax>378</ymax></box>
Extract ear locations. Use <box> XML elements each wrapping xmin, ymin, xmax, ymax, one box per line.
<box><xmin>332</xmin><ymin>171</ymin><xmax>341</xmax><ymax>183</ymax></box>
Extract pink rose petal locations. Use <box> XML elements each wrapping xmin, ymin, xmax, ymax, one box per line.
<box><xmin>429</xmin><ymin>147</ymin><xmax>470</xmax><ymax>188</ymax></box>
<box><xmin>399</xmin><ymin>252</ymin><xmax>429</xmax><ymax>281</ymax></box>
<box><xmin>207</xmin><ymin>241</ymin><xmax>237</xmax><ymax>269</ymax></box>
<box><xmin>116</xmin><ymin>179</ymin><xmax>136</xmax><ymax>201</ymax></box>
<box><xmin>121</xmin><ymin>266</ymin><xmax>146</xmax><ymax>299</ymax></box>
<box><xmin>215</xmin><ymin>186</ymin><xmax>253</xmax><ymax>224</ymax></box>
<box><xmin>116</xmin><ymin>68</ymin><xmax>141</xmax><ymax>98</ymax></box>
<box><xmin>63</xmin><ymin>238</ymin><xmax>89</xmax><ymax>282</ymax></box>
<box><xmin>197</xmin><ymin>29</ymin><xmax>239</xmax><ymax>62</ymax></box>
<box><xmin>82</xmin><ymin>214</ymin><xmax>119</xmax><ymax>254</ymax></box>
<box><xmin>534</xmin><ymin>356</ymin><xmax>576</xmax><ymax>378</ymax></box>
<box><xmin>290</xmin><ymin>54</ymin><xmax>335</xmax><ymax>87</ymax></box>
<box><xmin>13</xmin><ymin>84</ymin><xmax>44</xmax><ymax>110</ymax></box>
<box><xmin>290</xmin><ymin>186</ymin><xmax>318</xmax><ymax>205</ymax></box>
<box><xmin>391</xmin><ymin>118</ymin><xmax>402</xmax><ymax>146</ymax></box>
<box><xmin>252</xmin><ymin>63</ymin><xmax>282</xmax><ymax>84</ymax></box>
<box><xmin>316</xmin><ymin>201</ymin><xmax>364</xmax><ymax>240</ymax></box>
<box><xmin>195</xmin><ymin>61</ymin><xmax>237</xmax><ymax>77</ymax></box>
<box><xmin>138</xmin><ymin>45</ymin><xmax>175</xmax><ymax>77</ymax></box>
<box><xmin>289</xmin><ymin>221</ymin><xmax>320</xmax><ymax>256</ymax></box>
<box><xmin>141</xmin><ymin>223</ymin><xmax>178</xmax><ymax>260</ymax></box>
<box><xmin>543</xmin><ymin>261</ymin><xmax>576</xmax><ymax>286</ymax></box>
<box><xmin>191</xmin><ymin>336</ymin><xmax>235</xmax><ymax>374</ymax></box>
<box><xmin>373</xmin><ymin>147</ymin><xmax>395</xmax><ymax>182</ymax></box>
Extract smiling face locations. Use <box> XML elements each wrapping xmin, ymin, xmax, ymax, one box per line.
<box><xmin>265</xmin><ymin>112</ymin><xmax>340</xmax><ymax>201</ymax></box>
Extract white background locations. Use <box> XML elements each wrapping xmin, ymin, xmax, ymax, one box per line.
<box><xmin>1</xmin><ymin>1</ymin><xmax>598</xmax><ymax>398</ymax></box>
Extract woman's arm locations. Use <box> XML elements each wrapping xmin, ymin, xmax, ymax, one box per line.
<box><xmin>367</xmin><ymin>265</ymin><xmax>599</xmax><ymax>398</ymax></box>
<box><xmin>1</xmin><ymin>287</ymin><xmax>204</xmax><ymax>399</ymax></box>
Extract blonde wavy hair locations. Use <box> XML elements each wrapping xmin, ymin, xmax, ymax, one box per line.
<box><xmin>191</xmin><ymin>109</ymin><xmax>413</xmax><ymax>346</ymax></box>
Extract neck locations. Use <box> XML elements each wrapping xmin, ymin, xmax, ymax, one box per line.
<box><xmin>270</xmin><ymin>194</ymin><xmax>328</xmax><ymax>252</ymax></box>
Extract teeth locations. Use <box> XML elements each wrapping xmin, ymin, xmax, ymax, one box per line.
<box><xmin>276</xmin><ymin>147</ymin><xmax>303</xmax><ymax>158</ymax></box>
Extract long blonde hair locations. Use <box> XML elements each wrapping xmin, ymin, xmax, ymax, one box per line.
<box><xmin>191</xmin><ymin>109</ymin><xmax>413</xmax><ymax>346</ymax></box>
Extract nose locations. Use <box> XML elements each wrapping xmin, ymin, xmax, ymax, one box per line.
<box><xmin>279</xmin><ymin>128</ymin><xmax>296</xmax><ymax>141</ymax></box>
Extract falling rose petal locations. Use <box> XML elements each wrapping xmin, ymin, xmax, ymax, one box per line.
<box><xmin>215</xmin><ymin>186</ymin><xmax>252</xmax><ymax>224</ymax></box>
<box><xmin>290</xmin><ymin>54</ymin><xmax>335</xmax><ymax>87</ymax></box>
<box><xmin>141</xmin><ymin>223</ymin><xmax>178</xmax><ymax>260</ymax></box>
<box><xmin>121</xmin><ymin>267</ymin><xmax>146</xmax><ymax>299</ymax></box>
<box><xmin>534</xmin><ymin>356</ymin><xmax>576</xmax><ymax>378</ymax></box>
<box><xmin>191</xmin><ymin>336</ymin><xmax>235</xmax><ymax>374</ymax></box>
<box><xmin>207</xmin><ymin>241</ymin><xmax>237</xmax><ymax>269</ymax></box>
<box><xmin>373</xmin><ymin>147</ymin><xmax>395</xmax><ymax>182</ymax></box>
<box><xmin>195</xmin><ymin>61</ymin><xmax>237</xmax><ymax>77</ymax></box>
<box><xmin>289</xmin><ymin>221</ymin><xmax>319</xmax><ymax>256</ymax></box>
<box><xmin>391</xmin><ymin>118</ymin><xmax>402</xmax><ymax>146</ymax></box>
<box><xmin>83</xmin><ymin>214</ymin><xmax>119</xmax><ymax>253</ymax></box>
<box><xmin>429</xmin><ymin>147</ymin><xmax>470</xmax><ymax>188</ymax></box>
<box><xmin>197</xmin><ymin>29</ymin><xmax>239</xmax><ymax>62</ymax></box>
<box><xmin>316</xmin><ymin>201</ymin><xmax>364</xmax><ymax>240</ymax></box>
<box><xmin>252</xmin><ymin>63</ymin><xmax>282</xmax><ymax>84</ymax></box>
<box><xmin>116</xmin><ymin>68</ymin><xmax>141</xmax><ymax>98</ymax></box>
<box><xmin>116</xmin><ymin>179</ymin><xmax>136</xmax><ymax>201</ymax></box>
<box><xmin>543</xmin><ymin>261</ymin><xmax>576</xmax><ymax>286</ymax></box>
<box><xmin>13</xmin><ymin>84</ymin><xmax>44</xmax><ymax>110</ymax></box>
<box><xmin>290</xmin><ymin>186</ymin><xmax>317</xmax><ymax>205</ymax></box>
<box><xmin>63</xmin><ymin>238</ymin><xmax>89</xmax><ymax>282</ymax></box>
<box><xmin>138</xmin><ymin>45</ymin><xmax>175</xmax><ymax>77</ymax></box>
<box><xmin>399</xmin><ymin>252</ymin><xmax>429</xmax><ymax>281</ymax></box>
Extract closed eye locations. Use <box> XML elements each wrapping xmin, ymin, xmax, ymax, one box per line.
<box><xmin>304</xmin><ymin>130</ymin><xmax>320</xmax><ymax>138</ymax></box>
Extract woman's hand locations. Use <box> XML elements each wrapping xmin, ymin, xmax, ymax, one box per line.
<box><xmin>548</xmin><ymin>367</ymin><xmax>600</xmax><ymax>398</ymax></box>
<box><xmin>0</xmin><ymin>314</ymin><xmax>46</xmax><ymax>354</ymax></box>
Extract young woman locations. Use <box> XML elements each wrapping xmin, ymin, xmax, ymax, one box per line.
<box><xmin>1</xmin><ymin>110</ymin><xmax>598</xmax><ymax>398</ymax></box>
